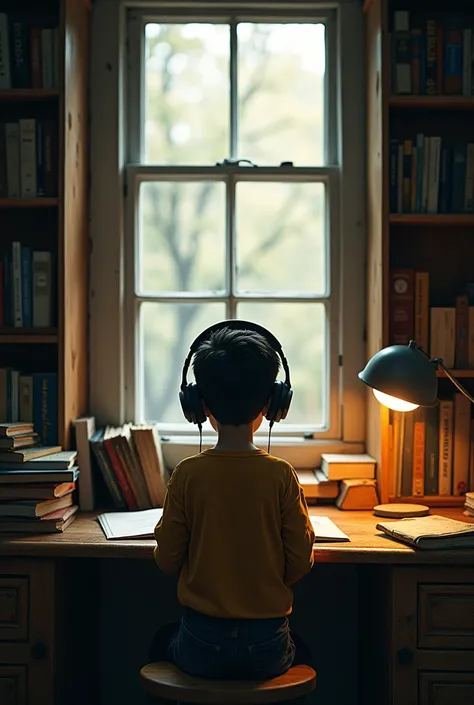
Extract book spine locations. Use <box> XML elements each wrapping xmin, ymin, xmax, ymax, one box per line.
<box><xmin>389</xmin><ymin>139</ymin><xmax>398</xmax><ymax>213</ymax></box>
<box><xmin>436</xmin><ymin>25</ymin><xmax>443</xmax><ymax>94</ymax></box>
<box><xmin>41</xmin><ymin>29</ymin><xmax>54</xmax><ymax>89</ymax></box>
<box><xmin>453</xmin><ymin>393</ymin><xmax>470</xmax><ymax>495</ymax></box>
<box><xmin>32</xmin><ymin>251</ymin><xmax>52</xmax><ymax>327</ymax></box>
<box><xmin>389</xmin><ymin>269</ymin><xmax>414</xmax><ymax>345</ymax></box>
<box><xmin>430</xmin><ymin>308</ymin><xmax>456</xmax><ymax>368</ymax></box>
<box><xmin>455</xmin><ymin>295</ymin><xmax>469</xmax><ymax>369</ymax></box>
<box><xmin>90</xmin><ymin>439</ymin><xmax>125</xmax><ymax>509</ymax></box>
<box><xmin>397</xmin><ymin>144</ymin><xmax>403</xmax><ymax>213</ymax></box>
<box><xmin>0</xmin><ymin>124</ymin><xmax>6</xmax><ymax>198</ymax></box>
<box><xmin>10</xmin><ymin>370</ymin><xmax>19</xmax><ymax>422</ymax></box>
<box><xmin>6</xmin><ymin>370</ymin><xmax>12</xmax><ymax>420</ymax></box>
<box><xmin>410</xmin><ymin>146</ymin><xmax>418</xmax><ymax>212</ymax></box>
<box><xmin>53</xmin><ymin>27</ymin><xmax>60</xmax><ymax>89</ymax></box>
<box><xmin>19</xmin><ymin>374</ymin><xmax>33</xmax><ymax>422</ymax></box>
<box><xmin>425</xmin><ymin>19</ymin><xmax>437</xmax><ymax>94</ymax></box>
<box><xmin>439</xmin><ymin>400</ymin><xmax>454</xmax><ymax>495</ymax></box>
<box><xmin>393</xmin><ymin>11</ymin><xmax>411</xmax><ymax>94</ymax></box>
<box><xmin>12</xmin><ymin>241</ymin><xmax>22</xmax><ymax>327</ymax></box>
<box><xmin>401</xmin><ymin>411</ymin><xmax>414</xmax><ymax>496</ymax></box>
<box><xmin>439</xmin><ymin>146</ymin><xmax>451</xmax><ymax>213</ymax></box>
<box><xmin>5</xmin><ymin>122</ymin><xmax>20</xmax><ymax>198</ymax></box>
<box><xmin>33</xmin><ymin>373</ymin><xmax>58</xmax><ymax>445</ymax></box>
<box><xmin>463</xmin><ymin>29</ymin><xmax>472</xmax><ymax>96</ymax></box>
<box><xmin>465</xmin><ymin>143</ymin><xmax>474</xmax><ymax>212</ymax></box>
<box><xmin>103</xmin><ymin>438</ymin><xmax>138</xmax><ymax>511</ymax></box>
<box><xmin>42</xmin><ymin>120</ymin><xmax>57</xmax><ymax>196</ymax></box>
<box><xmin>452</xmin><ymin>144</ymin><xmax>466</xmax><ymax>212</ymax></box>
<box><xmin>30</xmin><ymin>27</ymin><xmax>42</xmax><ymax>89</ymax></box>
<box><xmin>19</xmin><ymin>119</ymin><xmax>37</xmax><ymax>197</ymax></box>
<box><xmin>412</xmin><ymin>408</ymin><xmax>425</xmax><ymax>496</ymax></box>
<box><xmin>415</xmin><ymin>133</ymin><xmax>424</xmax><ymax>212</ymax></box>
<box><xmin>9</xmin><ymin>18</ymin><xmax>30</xmax><ymax>88</ymax></box>
<box><xmin>421</xmin><ymin>136</ymin><xmax>430</xmax><ymax>212</ymax></box>
<box><xmin>410</xmin><ymin>28</ymin><xmax>422</xmax><ymax>94</ymax></box>
<box><xmin>402</xmin><ymin>140</ymin><xmax>412</xmax><ymax>211</ymax></box>
<box><xmin>444</xmin><ymin>18</ymin><xmax>462</xmax><ymax>95</ymax></box>
<box><xmin>427</xmin><ymin>136</ymin><xmax>441</xmax><ymax>213</ymax></box>
<box><xmin>414</xmin><ymin>272</ymin><xmax>429</xmax><ymax>351</ymax></box>
<box><xmin>3</xmin><ymin>254</ymin><xmax>11</xmax><ymax>327</ymax></box>
<box><xmin>36</xmin><ymin>121</ymin><xmax>44</xmax><ymax>197</ymax></box>
<box><xmin>0</xmin><ymin>13</ymin><xmax>11</xmax><ymax>89</ymax></box>
<box><xmin>21</xmin><ymin>247</ymin><xmax>32</xmax><ymax>328</ymax></box>
<box><xmin>424</xmin><ymin>405</ymin><xmax>439</xmax><ymax>495</ymax></box>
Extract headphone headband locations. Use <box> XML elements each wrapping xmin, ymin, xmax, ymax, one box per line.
<box><xmin>180</xmin><ymin>319</ymin><xmax>291</xmax><ymax>390</ymax></box>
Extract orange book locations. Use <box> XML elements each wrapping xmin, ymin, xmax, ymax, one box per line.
<box><xmin>412</xmin><ymin>410</ymin><xmax>425</xmax><ymax>496</ymax></box>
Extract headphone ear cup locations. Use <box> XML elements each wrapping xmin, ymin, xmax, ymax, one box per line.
<box><xmin>265</xmin><ymin>382</ymin><xmax>283</xmax><ymax>423</ymax></box>
<box><xmin>180</xmin><ymin>383</ymin><xmax>206</xmax><ymax>425</ymax></box>
<box><xmin>279</xmin><ymin>385</ymin><xmax>293</xmax><ymax>420</ymax></box>
<box><xmin>265</xmin><ymin>382</ymin><xmax>292</xmax><ymax>423</ymax></box>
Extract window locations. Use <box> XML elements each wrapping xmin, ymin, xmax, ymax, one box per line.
<box><xmin>125</xmin><ymin>7</ymin><xmax>341</xmax><ymax>435</ymax></box>
<box><xmin>89</xmin><ymin>0</ymin><xmax>366</xmax><ymax>453</ymax></box>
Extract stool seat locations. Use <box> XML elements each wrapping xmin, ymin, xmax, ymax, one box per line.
<box><xmin>140</xmin><ymin>662</ymin><xmax>316</xmax><ymax>704</ymax></box>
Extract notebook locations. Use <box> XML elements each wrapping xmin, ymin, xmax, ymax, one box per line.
<box><xmin>97</xmin><ymin>509</ymin><xmax>350</xmax><ymax>543</ymax></box>
<box><xmin>376</xmin><ymin>514</ymin><xmax>474</xmax><ymax>549</ymax></box>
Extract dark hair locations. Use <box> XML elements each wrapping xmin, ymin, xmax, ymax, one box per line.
<box><xmin>192</xmin><ymin>327</ymin><xmax>280</xmax><ymax>425</ymax></box>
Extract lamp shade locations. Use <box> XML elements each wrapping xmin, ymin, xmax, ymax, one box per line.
<box><xmin>358</xmin><ymin>344</ymin><xmax>438</xmax><ymax>406</ymax></box>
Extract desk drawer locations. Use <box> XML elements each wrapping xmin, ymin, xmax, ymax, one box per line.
<box><xmin>419</xmin><ymin>671</ymin><xmax>474</xmax><ymax>705</ymax></box>
<box><xmin>0</xmin><ymin>665</ymin><xmax>27</xmax><ymax>705</ymax></box>
<box><xmin>418</xmin><ymin>582</ymin><xmax>474</xmax><ymax>650</ymax></box>
<box><xmin>0</xmin><ymin>578</ymin><xmax>29</xmax><ymax>642</ymax></box>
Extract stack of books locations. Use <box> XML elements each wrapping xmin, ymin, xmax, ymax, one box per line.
<box><xmin>297</xmin><ymin>454</ymin><xmax>378</xmax><ymax>509</ymax></box>
<box><xmin>465</xmin><ymin>492</ymin><xmax>474</xmax><ymax>517</ymax></box>
<box><xmin>0</xmin><ymin>422</ymin><xmax>78</xmax><ymax>533</ymax></box>
<box><xmin>90</xmin><ymin>424</ymin><xmax>167</xmax><ymax>510</ymax></box>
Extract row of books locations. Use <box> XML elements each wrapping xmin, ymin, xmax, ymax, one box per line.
<box><xmin>0</xmin><ymin>14</ymin><xmax>59</xmax><ymax>90</ymax></box>
<box><xmin>389</xmin><ymin>137</ymin><xmax>474</xmax><ymax>214</ymax></box>
<box><xmin>90</xmin><ymin>425</ymin><xmax>167</xmax><ymax>511</ymax></box>
<box><xmin>0</xmin><ymin>119</ymin><xmax>58</xmax><ymax>198</ymax></box>
<box><xmin>0</xmin><ymin>245</ymin><xmax>52</xmax><ymax>327</ymax></box>
<box><xmin>0</xmin><ymin>370</ymin><xmax>57</xmax><ymax>445</ymax></box>
<box><xmin>392</xmin><ymin>11</ymin><xmax>474</xmax><ymax>96</ymax></box>
<box><xmin>390</xmin><ymin>269</ymin><xmax>474</xmax><ymax>369</ymax></box>
<box><xmin>391</xmin><ymin>394</ymin><xmax>474</xmax><ymax>498</ymax></box>
<box><xmin>0</xmin><ymin>422</ymin><xmax>78</xmax><ymax>533</ymax></box>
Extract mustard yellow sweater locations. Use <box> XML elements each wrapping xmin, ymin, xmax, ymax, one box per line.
<box><xmin>154</xmin><ymin>449</ymin><xmax>314</xmax><ymax>619</ymax></box>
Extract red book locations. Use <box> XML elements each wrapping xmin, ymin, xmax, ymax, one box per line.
<box><xmin>103</xmin><ymin>437</ymin><xmax>138</xmax><ymax>511</ymax></box>
<box><xmin>30</xmin><ymin>28</ymin><xmax>42</xmax><ymax>88</ymax></box>
<box><xmin>389</xmin><ymin>269</ymin><xmax>414</xmax><ymax>345</ymax></box>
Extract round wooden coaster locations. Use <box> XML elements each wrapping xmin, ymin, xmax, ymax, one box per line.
<box><xmin>373</xmin><ymin>503</ymin><xmax>430</xmax><ymax>518</ymax></box>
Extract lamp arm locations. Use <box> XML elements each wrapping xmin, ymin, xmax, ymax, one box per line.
<box><xmin>435</xmin><ymin>359</ymin><xmax>474</xmax><ymax>405</ymax></box>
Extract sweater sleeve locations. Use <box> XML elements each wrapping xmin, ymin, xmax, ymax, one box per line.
<box><xmin>154</xmin><ymin>472</ymin><xmax>189</xmax><ymax>576</ymax></box>
<box><xmin>281</xmin><ymin>466</ymin><xmax>315</xmax><ymax>585</ymax></box>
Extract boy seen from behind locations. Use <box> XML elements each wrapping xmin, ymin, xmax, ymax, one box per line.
<box><xmin>153</xmin><ymin>323</ymin><xmax>315</xmax><ymax>679</ymax></box>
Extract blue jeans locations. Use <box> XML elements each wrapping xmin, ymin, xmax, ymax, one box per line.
<box><xmin>149</xmin><ymin>608</ymin><xmax>302</xmax><ymax>680</ymax></box>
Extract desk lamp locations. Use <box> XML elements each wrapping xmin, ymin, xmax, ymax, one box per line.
<box><xmin>358</xmin><ymin>340</ymin><xmax>474</xmax><ymax>517</ymax></box>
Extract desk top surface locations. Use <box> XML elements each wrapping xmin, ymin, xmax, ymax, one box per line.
<box><xmin>0</xmin><ymin>507</ymin><xmax>473</xmax><ymax>564</ymax></box>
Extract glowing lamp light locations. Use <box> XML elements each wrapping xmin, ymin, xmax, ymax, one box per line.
<box><xmin>372</xmin><ymin>388</ymin><xmax>418</xmax><ymax>412</ymax></box>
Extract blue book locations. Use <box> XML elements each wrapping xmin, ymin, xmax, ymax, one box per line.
<box><xmin>439</xmin><ymin>147</ymin><xmax>452</xmax><ymax>214</ymax></box>
<box><xmin>451</xmin><ymin>144</ymin><xmax>466</xmax><ymax>213</ymax></box>
<box><xmin>33</xmin><ymin>373</ymin><xmax>58</xmax><ymax>445</ymax></box>
<box><xmin>3</xmin><ymin>254</ymin><xmax>12</xmax><ymax>327</ymax></box>
<box><xmin>389</xmin><ymin>139</ymin><xmax>398</xmax><ymax>213</ymax></box>
<box><xmin>21</xmin><ymin>247</ymin><xmax>32</xmax><ymax>327</ymax></box>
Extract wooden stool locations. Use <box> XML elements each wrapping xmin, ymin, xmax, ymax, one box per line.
<box><xmin>140</xmin><ymin>662</ymin><xmax>316</xmax><ymax>704</ymax></box>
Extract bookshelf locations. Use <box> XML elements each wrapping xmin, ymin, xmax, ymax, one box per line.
<box><xmin>365</xmin><ymin>0</ymin><xmax>474</xmax><ymax>506</ymax></box>
<box><xmin>0</xmin><ymin>0</ymin><xmax>89</xmax><ymax>448</ymax></box>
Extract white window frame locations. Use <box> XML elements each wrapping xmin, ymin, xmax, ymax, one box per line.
<box><xmin>89</xmin><ymin>0</ymin><xmax>367</xmax><ymax>467</ymax></box>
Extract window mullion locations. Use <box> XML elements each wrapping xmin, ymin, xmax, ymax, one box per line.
<box><xmin>230</xmin><ymin>19</ymin><xmax>238</xmax><ymax>160</ymax></box>
<box><xmin>227</xmin><ymin>172</ymin><xmax>236</xmax><ymax>312</ymax></box>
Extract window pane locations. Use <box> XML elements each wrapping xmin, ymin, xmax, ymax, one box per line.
<box><xmin>144</xmin><ymin>23</ymin><xmax>229</xmax><ymax>164</ymax></box>
<box><xmin>235</xmin><ymin>182</ymin><xmax>326</xmax><ymax>294</ymax></box>
<box><xmin>238</xmin><ymin>23</ymin><xmax>325</xmax><ymax>166</ymax></box>
<box><xmin>138</xmin><ymin>181</ymin><xmax>227</xmax><ymax>294</ymax></box>
<box><xmin>140</xmin><ymin>302</ymin><xmax>226</xmax><ymax>423</ymax></box>
<box><xmin>236</xmin><ymin>302</ymin><xmax>327</xmax><ymax>427</ymax></box>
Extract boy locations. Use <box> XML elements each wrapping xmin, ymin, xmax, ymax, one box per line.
<box><xmin>153</xmin><ymin>325</ymin><xmax>315</xmax><ymax>679</ymax></box>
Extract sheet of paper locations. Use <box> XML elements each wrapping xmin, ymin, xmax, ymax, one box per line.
<box><xmin>310</xmin><ymin>515</ymin><xmax>350</xmax><ymax>542</ymax></box>
<box><xmin>98</xmin><ymin>508</ymin><xmax>163</xmax><ymax>540</ymax></box>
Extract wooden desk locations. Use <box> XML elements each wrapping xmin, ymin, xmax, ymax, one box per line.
<box><xmin>0</xmin><ymin>508</ymin><xmax>473</xmax><ymax>705</ymax></box>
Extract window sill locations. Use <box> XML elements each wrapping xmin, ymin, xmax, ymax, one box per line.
<box><xmin>160</xmin><ymin>435</ymin><xmax>365</xmax><ymax>470</ymax></box>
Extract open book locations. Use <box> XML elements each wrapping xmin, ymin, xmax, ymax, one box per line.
<box><xmin>376</xmin><ymin>514</ymin><xmax>474</xmax><ymax>550</ymax></box>
<box><xmin>97</xmin><ymin>509</ymin><xmax>350</xmax><ymax>543</ymax></box>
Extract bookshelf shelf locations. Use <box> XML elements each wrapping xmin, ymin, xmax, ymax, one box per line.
<box><xmin>0</xmin><ymin>198</ymin><xmax>59</xmax><ymax>208</ymax></box>
<box><xmin>0</xmin><ymin>329</ymin><xmax>58</xmax><ymax>344</ymax></box>
<box><xmin>389</xmin><ymin>214</ymin><xmax>474</xmax><ymax>226</ymax></box>
<box><xmin>390</xmin><ymin>95</ymin><xmax>474</xmax><ymax>110</ymax></box>
<box><xmin>389</xmin><ymin>495</ymin><xmax>465</xmax><ymax>508</ymax></box>
<box><xmin>0</xmin><ymin>89</ymin><xmax>60</xmax><ymax>100</ymax></box>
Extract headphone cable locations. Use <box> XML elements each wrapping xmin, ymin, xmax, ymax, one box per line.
<box><xmin>198</xmin><ymin>423</ymin><xmax>203</xmax><ymax>453</ymax></box>
<box><xmin>267</xmin><ymin>420</ymin><xmax>274</xmax><ymax>454</ymax></box>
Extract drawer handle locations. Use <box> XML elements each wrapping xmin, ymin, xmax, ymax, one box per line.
<box><xmin>31</xmin><ymin>642</ymin><xmax>48</xmax><ymax>660</ymax></box>
<box><xmin>397</xmin><ymin>647</ymin><xmax>413</xmax><ymax>665</ymax></box>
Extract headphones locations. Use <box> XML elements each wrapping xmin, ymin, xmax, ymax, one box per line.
<box><xmin>179</xmin><ymin>320</ymin><xmax>293</xmax><ymax>426</ymax></box>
